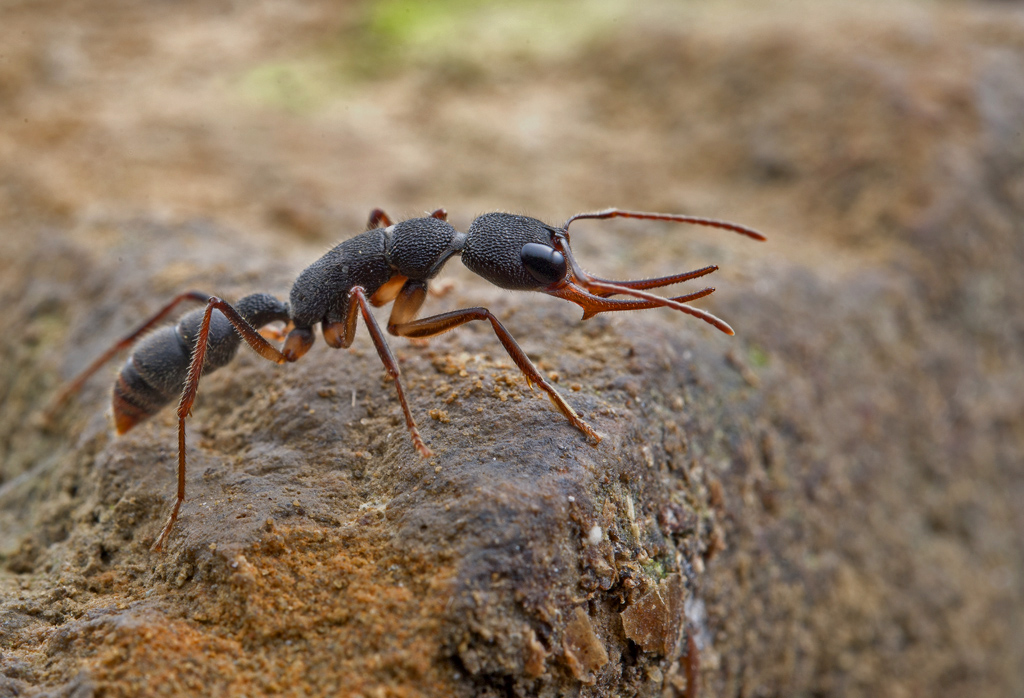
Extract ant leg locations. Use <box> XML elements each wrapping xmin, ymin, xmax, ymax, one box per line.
<box><xmin>367</xmin><ymin>208</ymin><xmax>394</xmax><ymax>229</ymax></box>
<box><xmin>259</xmin><ymin>321</ymin><xmax>293</xmax><ymax>342</ymax></box>
<box><xmin>684</xmin><ymin>626</ymin><xmax>701</xmax><ymax>698</ymax></box>
<box><xmin>429</xmin><ymin>208</ymin><xmax>448</xmax><ymax>221</ymax></box>
<box><xmin>391</xmin><ymin>308</ymin><xmax>601</xmax><ymax>444</ymax></box>
<box><xmin>153</xmin><ymin>297</ymin><xmax>293</xmax><ymax>552</ymax></box>
<box><xmin>369</xmin><ymin>274</ymin><xmax>409</xmax><ymax>307</ymax></box>
<box><xmin>385</xmin><ymin>279</ymin><xmax>430</xmax><ymax>345</ymax></box>
<box><xmin>386</xmin><ymin>280</ymin><xmax>427</xmax><ymax>332</ymax></box>
<box><xmin>44</xmin><ymin>291</ymin><xmax>211</xmax><ymax>422</ymax></box>
<box><xmin>349</xmin><ymin>287</ymin><xmax>432</xmax><ymax>458</ymax></box>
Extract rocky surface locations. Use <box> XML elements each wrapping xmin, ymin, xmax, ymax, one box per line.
<box><xmin>2</xmin><ymin>1</ymin><xmax>1023</xmax><ymax>696</ymax></box>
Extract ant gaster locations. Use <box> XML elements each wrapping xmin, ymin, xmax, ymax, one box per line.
<box><xmin>46</xmin><ymin>207</ymin><xmax>765</xmax><ymax>550</ymax></box>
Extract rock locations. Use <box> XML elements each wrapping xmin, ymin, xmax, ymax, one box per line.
<box><xmin>0</xmin><ymin>219</ymin><xmax>747</xmax><ymax>697</ymax></box>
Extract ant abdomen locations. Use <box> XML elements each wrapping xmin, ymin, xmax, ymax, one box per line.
<box><xmin>112</xmin><ymin>293</ymin><xmax>289</xmax><ymax>434</ymax></box>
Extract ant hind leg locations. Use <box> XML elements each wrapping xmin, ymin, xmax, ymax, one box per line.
<box><xmin>153</xmin><ymin>297</ymin><xmax>293</xmax><ymax>552</ymax></box>
<box><xmin>43</xmin><ymin>291</ymin><xmax>212</xmax><ymax>425</ymax></box>
<box><xmin>366</xmin><ymin>209</ymin><xmax>394</xmax><ymax>229</ymax></box>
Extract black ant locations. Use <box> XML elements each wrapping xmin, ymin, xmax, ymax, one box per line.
<box><xmin>45</xmin><ymin>207</ymin><xmax>765</xmax><ymax>550</ymax></box>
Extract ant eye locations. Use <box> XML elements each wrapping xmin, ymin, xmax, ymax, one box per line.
<box><xmin>521</xmin><ymin>243</ymin><xmax>566</xmax><ymax>285</ymax></box>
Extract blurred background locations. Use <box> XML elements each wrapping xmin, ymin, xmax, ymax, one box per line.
<box><xmin>3</xmin><ymin>0</ymin><xmax>950</xmax><ymax>243</ymax></box>
<box><xmin>2</xmin><ymin>0</ymin><xmax>1023</xmax><ymax>696</ymax></box>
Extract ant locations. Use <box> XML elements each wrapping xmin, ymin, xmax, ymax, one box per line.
<box><xmin>45</xmin><ymin>207</ymin><xmax>765</xmax><ymax>550</ymax></box>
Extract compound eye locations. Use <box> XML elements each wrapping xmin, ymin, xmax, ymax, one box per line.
<box><xmin>521</xmin><ymin>242</ymin><xmax>567</xmax><ymax>286</ymax></box>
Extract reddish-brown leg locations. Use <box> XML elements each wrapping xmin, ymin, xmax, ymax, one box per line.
<box><xmin>386</xmin><ymin>279</ymin><xmax>428</xmax><ymax>331</ymax></box>
<box><xmin>43</xmin><ymin>291</ymin><xmax>211</xmax><ymax>422</ymax></box>
<box><xmin>386</xmin><ymin>279</ymin><xmax>430</xmax><ymax>346</ymax></box>
<box><xmin>684</xmin><ymin>627</ymin><xmax>701</xmax><ymax>698</ymax></box>
<box><xmin>152</xmin><ymin>297</ymin><xmax>292</xmax><ymax>552</ymax></box>
<box><xmin>429</xmin><ymin>208</ymin><xmax>448</xmax><ymax>221</ymax></box>
<box><xmin>348</xmin><ymin>287</ymin><xmax>432</xmax><ymax>458</ymax></box>
<box><xmin>367</xmin><ymin>208</ymin><xmax>394</xmax><ymax>229</ymax></box>
<box><xmin>369</xmin><ymin>274</ymin><xmax>409</xmax><ymax>307</ymax></box>
<box><xmin>391</xmin><ymin>308</ymin><xmax>601</xmax><ymax>443</ymax></box>
<box><xmin>259</xmin><ymin>321</ymin><xmax>293</xmax><ymax>342</ymax></box>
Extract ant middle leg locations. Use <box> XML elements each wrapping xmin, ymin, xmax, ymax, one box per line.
<box><xmin>347</xmin><ymin>286</ymin><xmax>433</xmax><ymax>458</ymax></box>
<box><xmin>390</xmin><ymin>307</ymin><xmax>601</xmax><ymax>444</ymax></box>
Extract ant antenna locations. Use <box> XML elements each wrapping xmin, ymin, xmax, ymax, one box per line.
<box><xmin>563</xmin><ymin>209</ymin><xmax>767</xmax><ymax>241</ymax></box>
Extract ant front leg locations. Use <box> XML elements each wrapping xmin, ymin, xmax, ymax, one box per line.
<box><xmin>153</xmin><ymin>297</ymin><xmax>294</xmax><ymax>552</ymax></box>
<box><xmin>389</xmin><ymin>304</ymin><xmax>601</xmax><ymax>444</ymax></box>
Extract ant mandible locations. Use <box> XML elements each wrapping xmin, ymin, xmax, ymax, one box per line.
<box><xmin>46</xmin><ymin>207</ymin><xmax>765</xmax><ymax>550</ymax></box>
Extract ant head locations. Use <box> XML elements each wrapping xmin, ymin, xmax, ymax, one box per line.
<box><xmin>462</xmin><ymin>213</ymin><xmax>570</xmax><ymax>291</ymax></box>
<box><xmin>462</xmin><ymin>209</ymin><xmax>767</xmax><ymax>335</ymax></box>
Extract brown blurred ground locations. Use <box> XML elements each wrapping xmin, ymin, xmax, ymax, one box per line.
<box><xmin>1</xmin><ymin>1</ymin><xmax>1023</xmax><ymax>696</ymax></box>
